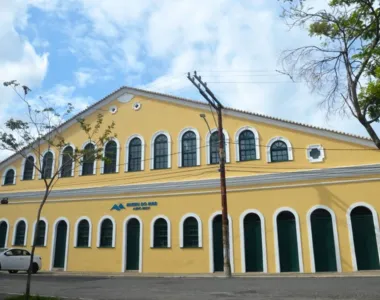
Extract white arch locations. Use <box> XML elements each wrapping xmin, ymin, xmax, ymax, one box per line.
<box><xmin>12</xmin><ymin>217</ymin><xmax>28</xmax><ymax>246</ymax></box>
<box><xmin>58</xmin><ymin>143</ymin><xmax>76</xmax><ymax>177</ymax></box>
<box><xmin>39</xmin><ymin>149</ymin><xmax>56</xmax><ymax>179</ymax></box>
<box><xmin>2</xmin><ymin>166</ymin><xmax>16</xmax><ymax>185</ymax></box>
<box><xmin>80</xmin><ymin>140</ymin><xmax>97</xmax><ymax>176</ymax></box>
<box><xmin>208</xmin><ymin>211</ymin><xmax>234</xmax><ymax>273</ymax></box>
<box><xmin>21</xmin><ymin>153</ymin><xmax>37</xmax><ymax>180</ymax></box>
<box><xmin>306</xmin><ymin>205</ymin><xmax>342</xmax><ymax>273</ymax></box>
<box><xmin>31</xmin><ymin>217</ymin><xmax>49</xmax><ymax>247</ymax></box>
<box><xmin>179</xmin><ymin>213</ymin><xmax>202</xmax><ymax>248</ymax></box>
<box><xmin>73</xmin><ymin>216</ymin><xmax>92</xmax><ymax>247</ymax></box>
<box><xmin>239</xmin><ymin>209</ymin><xmax>267</xmax><ymax>273</ymax></box>
<box><xmin>206</xmin><ymin>128</ymin><xmax>230</xmax><ymax>164</ymax></box>
<box><xmin>150</xmin><ymin>131</ymin><xmax>172</xmax><ymax>170</ymax></box>
<box><xmin>97</xmin><ymin>215</ymin><xmax>116</xmax><ymax>248</ymax></box>
<box><xmin>235</xmin><ymin>126</ymin><xmax>260</xmax><ymax>161</ymax></box>
<box><xmin>346</xmin><ymin>202</ymin><xmax>380</xmax><ymax>271</ymax></box>
<box><xmin>125</xmin><ymin>134</ymin><xmax>145</xmax><ymax>172</ymax></box>
<box><xmin>266</xmin><ymin>136</ymin><xmax>293</xmax><ymax>163</ymax></box>
<box><xmin>50</xmin><ymin>217</ymin><xmax>70</xmax><ymax>271</ymax></box>
<box><xmin>0</xmin><ymin>218</ymin><xmax>10</xmax><ymax>247</ymax></box>
<box><xmin>273</xmin><ymin>207</ymin><xmax>304</xmax><ymax>273</ymax></box>
<box><xmin>150</xmin><ymin>215</ymin><xmax>171</xmax><ymax>248</ymax></box>
<box><xmin>178</xmin><ymin>128</ymin><xmax>201</xmax><ymax>167</ymax></box>
<box><xmin>101</xmin><ymin>138</ymin><xmax>120</xmax><ymax>174</ymax></box>
<box><xmin>122</xmin><ymin>215</ymin><xmax>143</xmax><ymax>273</ymax></box>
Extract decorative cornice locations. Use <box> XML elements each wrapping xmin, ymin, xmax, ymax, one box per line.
<box><xmin>1</xmin><ymin>164</ymin><xmax>380</xmax><ymax>201</ymax></box>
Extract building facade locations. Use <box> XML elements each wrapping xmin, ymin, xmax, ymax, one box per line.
<box><xmin>1</xmin><ymin>86</ymin><xmax>380</xmax><ymax>274</ymax></box>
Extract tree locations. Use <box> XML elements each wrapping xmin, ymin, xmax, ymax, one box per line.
<box><xmin>1</xmin><ymin>80</ymin><xmax>116</xmax><ymax>300</ymax></box>
<box><xmin>278</xmin><ymin>0</ymin><xmax>380</xmax><ymax>148</ymax></box>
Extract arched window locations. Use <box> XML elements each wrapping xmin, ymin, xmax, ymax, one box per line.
<box><xmin>153</xmin><ymin>218</ymin><xmax>168</xmax><ymax>248</ymax></box>
<box><xmin>270</xmin><ymin>141</ymin><xmax>289</xmax><ymax>162</ymax></box>
<box><xmin>42</xmin><ymin>151</ymin><xmax>54</xmax><ymax>179</ymax></box>
<box><xmin>14</xmin><ymin>220</ymin><xmax>26</xmax><ymax>246</ymax></box>
<box><xmin>210</xmin><ymin>131</ymin><xmax>221</xmax><ymax>164</ymax></box>
<box><xmin>128</xmin><ymin>138</ymin><xmax>142</xmax><ymax>172</ymax></box>
<box><xmin>0</xmin><ymin>220</ymin><xmax>8</xmax><ymax>248</ymax></box>
<box><xmin>239</xmin><ymin>130</ymin><xmax>256</xmax><ymax>161</ymax></box>
<box><xmin>61</xmin><ymin>146</ymin><xmax>74</xmax><ymax>177</ymax></box>
<box><xmin>181</xmin><ymin>131</ymin><xmax>197</xmax><ymax>167</ymax></box>
<box><xmin>103</xmin><ymin>140</ymin><xmax>117</xmax><ymax>174</ymax></box>
<box><xmin>77</xmin><ymin>219</ymin><xmax>90</xmax><ymax>247</ymax></box>
<box><xmin>183</xmin><ymin>217</ymin><xmax>199</xmax><ymax>248</ymax></box>
<box><xmin>23</xmin><ymin>156</ymin><xmax>35</xmax><ymax>180</ymax></box>
<box><xmin>82</xmin><ymin>143</ymin><xmax>95</xmax><ymax>176</ymax></box>
<box><xmin>99</xmin><ymin>219</ymin><xmax>114</xmax><ymax>247</ymax></box>
<box><xmin>34</xmin><ymin>220</ymin><xmax>46</xmax><ymax>247</ymax></box>
<box><xmin>154</xmin><ymin>135</ymin><xmax>168</xmax><ymax>169</ymax></box>
<box><xmin>4</xmin><ymin>169</ymin><xmax>15</xmax><ymax>185</ymax></box>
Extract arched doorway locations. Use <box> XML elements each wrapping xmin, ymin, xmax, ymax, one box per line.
<box><xmin>310</xmin><ymin>209</ymin><xmax>337</xmax><ymax>272</ymax></box>
<box><xmin>126</xmin><ymin>218</ymin><xmax>141</xmax><ymax>271</ymax></box>
<box><xmin>53</xmin><ymin>220</ymin><xmax>68</xmax><ymax>269</ymax></box>
<box><xmin>277</xmin><ymin>211</ymin><xmax>300</xmax><ymax>272</ymax></box>
<box><xmin>350</xmin><ymin>206</ymin><xmax>380</xmax><ymax>270</ymax></box>
<box><xmin>243</xmin><ymin>213</ymin><xmax>263</xmax><ymax>272</ymax></box>
<box><xmin>0</xmin><ymin>221</ymin><xmax>8</xmax><ymax>248</ymax></box>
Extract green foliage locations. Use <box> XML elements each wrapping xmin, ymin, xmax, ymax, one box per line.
<box><xmin>5</xmin><ymin>295</ymin><xmax>61</xmax><ymax>300</ymax></box>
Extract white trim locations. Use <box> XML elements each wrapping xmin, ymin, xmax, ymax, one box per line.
<box><xmin>73</xmin><ymin>216</ymin><xmax>92</xmax><ymax>247</ymax></box>
<box><xmin>239</xmin><ymin>209</ymin><xmax>267</xmax><ymax>273</ymax></box>
<box><xmin>208</xmin><ymin>211</ymin><xmax>234</xmax><ymax>273</ymax></box>
<box><xmin>206</xmin><ymin>128</ymin><xmax>230</xmax><ymax>164</ymax></box>
<box><xmin>31</xmin><ymin>217</ymin><xmax>48</xmax><ymax>247</ymax></box>
<box><xmin>80</xmin><ymin>140</ymin><xmax>97</xmax><ymax>176</ymax></box>
<box><xmin>101</xmin><ymin>138</ymin><xmax>120</xmax><ymax>174</ymax></box>
<box><xmin>2</xmin><ymin>166</ymin><xmax>16</xmax><ymax>185</ymax></box>
<box><xmin>0</xmin><ymin>218</ymin><xmax>10</xmax><ymax>247</ymax></box>
<box><xmin>21</xmin><ymin>154</ymin><xmax>36</xmax><ymax>180</ymax></box>
<box><xmin>178</xmin><ymin>128</ymin><xmax>201</xmax><ymax>167</ymax></box>
<box><xmin>39</xmin><ymin>149</ymin><xmax>56</xmax><ymax>179</ymax></box>
<box><xmin>346</xmin><ymin>202</ymin><xmax>380</xmax><ymax>271</ymax></box>
<box><xmin>125</xmin><ymin>134</ymin><xmax>145</xmax><ymax>172</ymax></box>
<box><xmin>266</xmin><ymin>137</ymin><xmax>293</xmax><ymax>163</ymax></box>
<box><xmin>306</xmin><ymin>205</ymin><xmax>342</xmax><ymax>273</ymax></box>
<box><xmin>122</xmin><ymin>215</ymin><xmax>143</xmax><ymax>273</ymax></box>
<box><xmin>179</xmin><ymin>213</ymin><xmax>202</xmax><ymax>248</ymax></box>
<box><xmin>12</xmin><ymin>217</ymin><xmax>28</xmax><ymax>246</ymax></box>
<box><xmin>150</xmin><ymin>131</ymin><xmax>172</xmax><ymax>170</ymax></box>
<box><xmin>235</xmin><ymin>126</ymin><xmax>260</xmax><ymax>161</ymax></box>
<box><xmin>58</xmin><ymin>144</ymin><xmax>76</xmax><ymax>177</ymax></box>
<box><xmin>273</xmin><ymin>207</ymin><xmax>304</xmax><ymax>273</ymax></box>
<box><xmin>97</xmin><ymin>215</ymin><xmax>116</xmax><ymax>248</ymax></box>
<box><xmin>306</xmin><ymin>144</ymin><xmax>325</xmax><ymax>163</ymax></box>
<box><xmin>50</xmin><ymin>217</ymin><xmax>70</xmax><ymax>271</ymax></box>
<box><xmin>150</xmin><ymin>215</ymin><xmax>171</xmax><ymax>248</ymax></box>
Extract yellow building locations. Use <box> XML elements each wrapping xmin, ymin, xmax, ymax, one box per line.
<box><xmin>1</xmin><ymin>86</ymin><xmax>380</xmax><ymax>274</ymax></box>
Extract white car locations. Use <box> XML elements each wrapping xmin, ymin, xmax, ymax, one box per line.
<box><xmin>0</xmin><ymin>248</ymin><xmax>42</xmax><ymax>274</ymax></box>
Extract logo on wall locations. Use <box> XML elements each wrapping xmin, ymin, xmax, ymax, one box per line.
<box><xmin>111</xmin><ymin>201</ymin><xmax>158</xmax><ymax>212</ymax></box>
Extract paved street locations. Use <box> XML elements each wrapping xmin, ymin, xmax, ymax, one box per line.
<box><xmin>1</xmin><ymin>272</ymin><xmax>380</xmax><ymax>300</ymax></box>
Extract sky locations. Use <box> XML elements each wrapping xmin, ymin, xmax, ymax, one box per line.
<box><xmin>0</xmin><ymin>0</ymin><xmax>378</xmax><ymax>161</ymax></box>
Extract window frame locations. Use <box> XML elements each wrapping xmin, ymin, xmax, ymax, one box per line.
<box><xmin>266</xmin><ymin>137</ymin><xmax>293</xmax><ymax>163</ymax></box>
<box><xmin>306</xmin><ymin>144</ymin><xmax>325</xmax><ymax>163</ymax></box>
<box><xmin>125</xmin><ymin>135</ymin><xmax>145</xmax><ymax>172</ymax></box>
<box><xmin>178</xmin><ymin>128</ymin><xmax>200</xmax><ymax>167</ymax></box>
<box><xmin>59</xmin><ymin>144</ymin><xmax>75</xmax><ymax>178</ymax></box>
<box><xmin>74</xmin><ymin>216</ymin><xmax>92</xmax><ymax>248</ymax></box>
<box><xmin>97</xmin><ymin>216</ymin><xmax>116</xmax><ymax>248</ymax></box>
<box><xmin>80</xmin><ymin>140</ymin><xmax>97</xmax><ymax>176</ymax></box>
<box><xmin>12</xmin><ymin>218</ymin><xmax>28</xmax><ymax>246</ymax></box>
<box><xmin>206</xmin><ymin>128</ymin><xmax>230</xmax><ymax>164</ymax></box>
<box><xmin>150</xmin><ymin>215</ymin><xmax>171</xmax><ymax>248</ymax></box>
<box><xmin>21</xmin><ymin>154</ymin><xmax>36</xmax><ymax>181</ymax></box>
<box><xmin>179</xmin><ymin>213</ymin><xmax>202</xmax><ymax>248</ymax></box>
<box><xmin>31</xmin><ymin>218</ymin><xmax>48</xmax><ymax>247</ymax></box>
<box><xmin>150</xmin><ymin>131</ymin><xmax>172</xmax><ymax>170</ymax></box>
<box><xmin>39</xmin><ymin>150</ymin><xmax>55</xmax><ymax>179</ymax></box>
<box><xmin>2</xmin><ymin>167</ymin><xmax>16</xmax><ymax>186</ymax></box>
<box><xmin>101</xmin><ymin>138</ymin><xmax>120</xmax><ymax>174</ymax></box>
<box><xmin>235</xmin><ymin>126</ymin><xmax>260</xmax><ymax>162</ymax></box>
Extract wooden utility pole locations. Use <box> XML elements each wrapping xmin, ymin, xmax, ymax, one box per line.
<box><xmin>187</xmin><ymin>71</ymin><xmax>232</xmax><ymax>277</ymax></box>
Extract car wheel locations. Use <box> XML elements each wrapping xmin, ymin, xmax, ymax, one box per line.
<box><xmin>8</xmin><ymin>270</ymin><xmax>18</xmax><ymax>274</ymax></box>
<box><xmin>32</xmin><ymin>263</ymin><xmax>39</xmax><ymax>274</ymax></box>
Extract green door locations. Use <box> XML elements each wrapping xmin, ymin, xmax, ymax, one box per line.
<box><xmin>277</xmin><ymin>211</ymin><xmax>299</xmax><ymax>272</ymax></box>
<box><xmin>244</xmin><ymin>213</ymin><xmax>263</xmax><ymax>272</ymax></box>
<box><xmin>0</xmin><ymin>222</ymin><xmax>7</xmax><ymax>248</ymax></box>
<box><xmin>54</xmin><ymin>221</ymin><xmax>67</xmax><ymax>269</ymax></box>
<box><xmin>213</xmin><ymin>215</ymin><xmax>224</xmax><ymax>272</ymax></box>
<box><xmin>351</xmin><ymin>207</ymin><xmax>380</xmax><ymax>270</ymax></box>
<box><xmin>126</xmin><ymin>218</ymin><xmax>140</xmax><ymax>271</ymax></box>
<box><xmin>311</xmin><ymin>209</ymin><xmax>337</xmax><ymax>272</ymax></box>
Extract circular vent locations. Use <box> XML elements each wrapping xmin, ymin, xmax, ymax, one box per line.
<box><xmin>133</xmin><ymin>102</ymin><xmax>142</xmax><ymax>111</ymax></box>
<box><xmin>109</xmin><ymin>105</ymin><xmax>118</xmax><ymax>114</ymax></box>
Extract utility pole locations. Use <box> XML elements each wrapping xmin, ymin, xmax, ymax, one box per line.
<box><xmin>187</xmin><ymin>71</ymin><xmax>232</xmax><ymax>278</ymax></box>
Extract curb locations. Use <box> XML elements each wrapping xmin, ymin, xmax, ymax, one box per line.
<box><xmin>4</xmin><ymin>292</ymin><xmax>94</xmax><ymax>300</ymax></box>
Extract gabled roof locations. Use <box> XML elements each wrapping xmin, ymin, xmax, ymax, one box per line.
<box><xmin>0</xmin><ymin>85</ymin><xmax>375</xmax><ymax>169</ymax></box>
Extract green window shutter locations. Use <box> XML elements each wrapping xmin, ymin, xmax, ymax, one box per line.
<box><xmin>183</xmin><ymin>217</ymin><xmax>199</xmax><ymax>248</ymax></box>
<box><xmin>0</xmin><ymin>221</ymin><xmax>7</xmax><ymax>248</ymax></box>
<box><xmin>77</xmin><ymin>220</ymin><xmax>90</xmax><ymax>247</ymax></box>
<box><xmin>35</xmin><ymin>221</ymin><xmax>46</xmax><ymax>247</ymax></box>
<box><xmin>100</xmin><ymin>219</ymin><xmax>113</xmax><ymax>247</ymax></box>
<box><xmin>153</xmin><ymin>218</ymin><xmax>168</xmax><ymax>248</ymax></box>
<box><xmin>244</xmin><ymin>213</ymin><xmax>263</xmax><ymax>272</ymax></box>
<box><xmin>15</xmin><ymin>221</ymin><xmax>26</xmax><ymax>246</ymax></box>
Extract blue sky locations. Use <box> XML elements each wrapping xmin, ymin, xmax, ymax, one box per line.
<box><xmin>0</xmin><ymin>0</ymin><xmax>378</xmax><ymax>160</ymax></box>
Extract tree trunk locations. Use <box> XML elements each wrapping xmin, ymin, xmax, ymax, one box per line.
<box><xmin>358</xmin><ymin>117</ymin><xmax>380</xmax><ymax>149</ymax></box>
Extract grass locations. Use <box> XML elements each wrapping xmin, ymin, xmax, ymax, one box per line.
<box><xmin>5</xmin><ymin>295</ymin><xmax>61</xmax><ymax>300</ymax></box>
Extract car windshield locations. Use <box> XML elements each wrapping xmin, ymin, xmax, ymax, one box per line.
<box><xmin>0</xmin><ymin>248</ymin><xmax>8</xmax><ymax>253</ymax></box>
